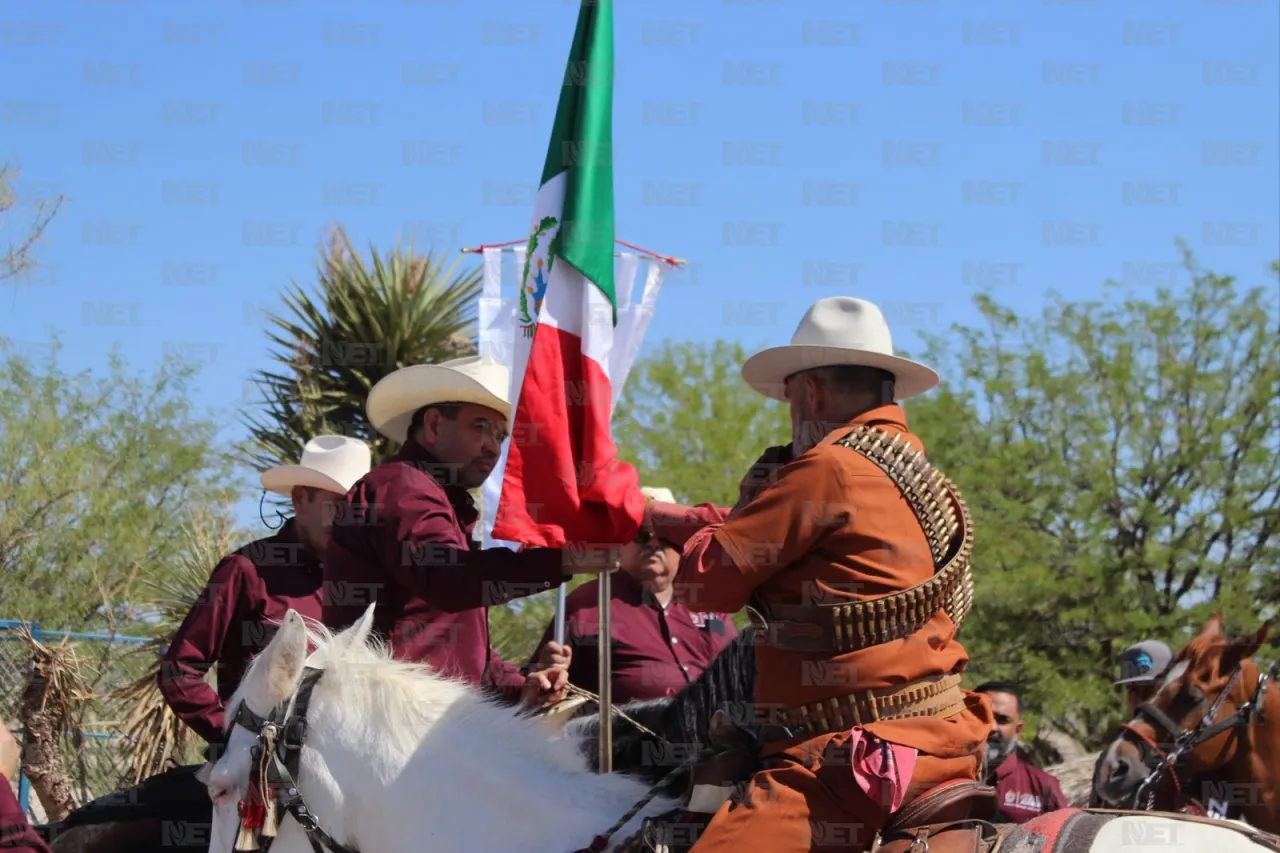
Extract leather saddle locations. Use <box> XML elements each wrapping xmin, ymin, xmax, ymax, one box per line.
<box><xmin>872</xmin><ymin>780</ymin><xmax>1002</xmax><ymax>853</ymax></box>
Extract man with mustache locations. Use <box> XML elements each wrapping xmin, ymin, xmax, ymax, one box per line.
<box><xmin>975</xmin><ymin>681</ymin><xmax>1067</xmax><ymax>823</ymax></box>
<box><xmin>323</xmin><ymin>355</ymin><xmax>615</xmax><ymax>708</ymax></box>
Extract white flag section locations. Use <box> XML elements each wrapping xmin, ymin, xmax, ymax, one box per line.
<box><xmin>476</xmin><ymin>246</ymin><xmax>669</xmax><ymax>550</ymax></box>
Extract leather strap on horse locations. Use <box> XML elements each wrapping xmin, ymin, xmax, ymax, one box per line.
<box><xmin>233</xmin><ymin>667</ymin><xmax>360</xmax><ymax>853</ymax></box>
<box><xmin>752</xmin><ymin>427</ymin><xmax>975</xmax><ymax>655</ymax></box>
<box><xmin>772</xmin><ymin>672</ymin><xmax>969</xmax><ymax>736</ymax></box>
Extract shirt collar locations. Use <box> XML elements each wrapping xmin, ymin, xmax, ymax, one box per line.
<box><xmin>817</xmin><ymin>403</ymin><xmax>910</xmax><ymax>448</ymax></box>
<box><xmin>268</xmin><ymin>518</ymin><xmax>323</xmax><ymax>573</ymax></box>
<box><xmin>392</xmin><ymin>440</ymin><xmax>479</xmax><ymax>532</ymax></box>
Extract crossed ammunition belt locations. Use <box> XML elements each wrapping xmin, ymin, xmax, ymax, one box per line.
<box><xmin>750</xmin><ymin>426</ymin><xmax>976</xmax><ymax>655</ymax></box>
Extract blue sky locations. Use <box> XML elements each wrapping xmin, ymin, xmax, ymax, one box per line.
<box><xmin>1</xmin><ymin>0</ymin><xmax>1277</xmax><ymax>534</ymax></box>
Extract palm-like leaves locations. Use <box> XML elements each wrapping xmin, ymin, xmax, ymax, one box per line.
<box><xmin>241</xmin><ymin>226</ymin><xmax>481</xmax><ymax>472</ymax></box>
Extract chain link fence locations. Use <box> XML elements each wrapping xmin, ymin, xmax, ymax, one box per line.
<box><xmin>0</xmin><ymin>620</ymin><xmax>154</xmax><ymax>822</ymax></box>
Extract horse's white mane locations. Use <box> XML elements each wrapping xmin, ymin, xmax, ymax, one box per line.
<box><xmin>227</xmin><ymin>612</ymin><xmax>590</xmax><ymax>777</ymax></box>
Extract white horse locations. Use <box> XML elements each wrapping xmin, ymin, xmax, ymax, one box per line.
<box><xmin>202</xmin><ymin>606</ymin><xmax>680</xmax><ymax>853</ymax></box>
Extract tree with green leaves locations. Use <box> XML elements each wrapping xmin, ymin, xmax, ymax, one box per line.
<box><xmin>612</xmin><ymin>339</ymin><xmax>792</xmax><ymax>507</ymax></box>
<box><xmin>240</xmin><ymin>226</ymin><xmax>481</xmax><ymax>475</ymax></box>
<box><xmin>0</xmin><ymin>338</ymin><xmax>238</xmax><ymax>634</ymax></box>
<box><xmin>911</xmin><ymin>247</ymin><xmax>1280</xmax><ymax>749</ymax></box>
<box><xmin>0</xmin><ymin>164</ymin><xmax>62</xmax><ymax>284</ymax></box>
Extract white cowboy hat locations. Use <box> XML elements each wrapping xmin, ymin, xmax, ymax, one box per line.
<box><xmin>260</xmin><ymin>435</ymin><xmax>372</xmax><ymax>497</ymax></box>
<box><xmin>366</xmin><ymin>355</ymin><xmax>511</xmax><ymax>444</ymax></box>
<box><xmin>740</xmin><ymin>296</ymin><xmax>940</xmax><ymax>402</ymax></box>
<box><xmin>640</xmin><ymin>487</ymin><xmax>676</xmax><ymax>504</ymax></box>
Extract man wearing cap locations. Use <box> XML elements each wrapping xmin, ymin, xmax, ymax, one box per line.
<box><xmin>50</xmin><ymin>437</ymin><xmax>372</xmax><ymax>845</ymax></box>
<box><xmin>530</xmin><ymin>487</ymin><xmax>738</xmax><ymax>704</ymax></box>
<box><xmin>322</xmin><ymin>355</ymin><xmax>613</xmax><ymax>708</ymax></box>
<box><xmin>1089</xmin><ymin>639</ymin><xmax>1173</xmax><ymax>807</ymax></box>
<box><xmin>1114</xmin><ymin>640</ymin><xmax>1173</xmax><ymax>714</ymax></box>
<box><xmin>653</xmin><ymin>297</ymin><xmax>992</xmax><ymax>853</ymax></box>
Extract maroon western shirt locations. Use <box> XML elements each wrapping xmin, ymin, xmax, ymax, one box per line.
<box><xmin>534</xmin><ymin>571</ymin><xmax>737</xmax><ymax>704</ymax></box>
<box><xmin>323</xmin><ymin>440</ymin><xmax>567</xmax><ymax>702</ymax></box>
<box><xmin>989</xmin><ymin>750</ymin><xmax>1068</xmax><ymax>824</ymax></box>
<box><xmin>159</xmin><ymin>518</ymin><xmax>324</xmax><ymax>745</ymax></box>
<box><xmin>0</xmin><ymin>781</ymin><xmax>50</xmax><ymax>853</ymax></box>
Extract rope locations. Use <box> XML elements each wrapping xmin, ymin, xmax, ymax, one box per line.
<box><xmin>576</xmin><ymin>765</ymin><xmax>685</xmax><ymax>853</ymax></box>
<box><xmin>547</xmin><ymin>682</ymin><xmax>661</xmax><ymax>740</ymax></box>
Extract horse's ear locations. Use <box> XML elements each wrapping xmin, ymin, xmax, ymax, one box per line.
<box><xmin>330</xmin><ymin>602</ymin><xmax>376</xmax><ymax>656</ymax></box>
<box><xmin>247</xmin><ymin>610</ymin><xmax>308</xmax><ymax>713</ymax></box>
<box><xmin>1196</xmin><ymin>613</ymin><xmax>1227</xmax><ymax>643</ymax></box>
<box><xmin>348</xmin><ymin>602</ymin><xmax>377</xmax><ymax>650</ymax></box>
<box><xmin>1221</xmin><ymin>621</ymin><xmax>1270</xmax><ymax>674</ymax></box>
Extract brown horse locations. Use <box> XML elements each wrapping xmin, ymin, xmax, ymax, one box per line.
<box><xmin>1094</xmin><ymin>614</ymin><xmax>1280</xmax><ymax>832</ymax></box>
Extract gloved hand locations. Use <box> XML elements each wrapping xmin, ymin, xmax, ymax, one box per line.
<box><xmin>733</xmin><ymin>443</ymin><xmax>794</xmax><ymax>513</ymax></box>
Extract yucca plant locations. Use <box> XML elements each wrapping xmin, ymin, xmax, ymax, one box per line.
<box><xmin>18</xmin><ymin>624</ymin><xmax>89</xmax><ymax>819</ymax></box>
<box><xmin>240</xmin><ymin>225</ymin><xmax>481</xmax><ymax>473</ymax></box>
<box><xmin>108</xmin><ymin>507</ymin><xmax>240</xmax><ymax>785</ymax></box>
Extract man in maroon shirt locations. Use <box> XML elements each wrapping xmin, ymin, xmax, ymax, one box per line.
<box><xmin>975</xmin><ymin>681</ymin><xmax>1068</xmax><ymax>824</ymax></box>
<box><xmin>324</xmin><ymin>355</ymin><xmax>615</xmax><ymax>707</ymax></box>
<box><xmin>0</xmin><ymin>782</ymin><xmax>51</xmax><ymax>853</ymax></box>
<box><xmin>531</xmin><ymin>487</ymin><xmax>737</xmax><ymax>704</ymax></box>
<box><xmin>159</xmin><ymin>435</ymin><xmax>371</xmax><ymax>745</ymax></box>
<box><xmin>47</xmin><ymin>438</ymin><xmax>371</xmax><ymax>848</ymax></box>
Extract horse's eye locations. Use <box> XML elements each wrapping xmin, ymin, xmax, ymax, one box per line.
<box><xmin>209</xmin><ymin>783</ymin><xmax>235</xmax><ymax>804</ymax></box>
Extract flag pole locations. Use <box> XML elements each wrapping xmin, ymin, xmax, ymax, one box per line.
<box><xmin>554</xmin><ymin>585</ymin><xmax>568</xmax><ymax>645</ymax></box>
<box><xmin>597</xmin><ymin>566</ymin><xmax>613</xmax><ymax>774</ymax></box>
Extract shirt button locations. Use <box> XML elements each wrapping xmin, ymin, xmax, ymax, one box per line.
<box><xmin>671</xmin><ymin>638</ymin><xmax>679</xmax><ymax>645</ymax></box>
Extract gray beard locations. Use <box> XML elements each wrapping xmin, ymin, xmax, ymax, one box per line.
<box><xmin>986</xmin><ymin>737</ymin><xmax>1017</xmax><ymax>769</ymax></box>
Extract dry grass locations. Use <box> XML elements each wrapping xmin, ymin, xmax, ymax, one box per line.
<box><xmin>1046</xmin><ymin>751</ymin><xmax>1102</xmax><ymax>808</ymax></box>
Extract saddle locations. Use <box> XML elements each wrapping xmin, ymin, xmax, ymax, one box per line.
<box><xmin>871</xmin><ymin>780</ymin><xmax>1002</xmax><ymax>853</ymax></box>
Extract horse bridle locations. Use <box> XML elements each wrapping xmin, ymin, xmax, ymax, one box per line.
<box><xmin>228</xmin><ymin>666</ymin><xmax>360</xmax><ymax>853</ymax></box>
<box><xmin>1121</xmin><ymin>660</ymin><xmax>1276</xmax><ymax>811</ymax></box>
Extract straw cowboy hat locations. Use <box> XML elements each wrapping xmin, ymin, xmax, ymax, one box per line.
<box><xmin>366</xmin><ymin>355</ymin><xmax>511</xmax><ymax>444</ymax></box>
<box><xmin>740</xmin><ymin>296</ymin><xmax>940</xmax><ymax>402</ymax></box>
<box><xmin>260</xmin><ymin>435</ymin><xmax>372</xmax><ymax>497</ymax></box>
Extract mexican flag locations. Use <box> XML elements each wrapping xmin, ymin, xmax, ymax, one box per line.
<box><xmin>491</xmin><ymin>0</ymin><xmax>645</xmax><ymax>549</ymax></box>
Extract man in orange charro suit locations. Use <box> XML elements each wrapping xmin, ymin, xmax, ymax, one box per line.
<box><xmin>647</xmin><ymin>296</ymin><xmax>994</xmax><ymax>853</ymax></box>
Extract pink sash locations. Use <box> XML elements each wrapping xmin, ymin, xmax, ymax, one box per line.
<box><xmin>848</xmin><ymin>727</ymin><xmax>918</xmax><ymax>813</ymax></box>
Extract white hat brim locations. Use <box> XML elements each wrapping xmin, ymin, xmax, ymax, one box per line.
<box><xmin>741</xmin><ymin>345</ymin><xmax>940</xmax><ymax>403</ymax></box>
<box><xmin>366</xmin><ymin>364</ymin><xmax>511</xmax><ymax>444</ymax></box>
<box><xmin>260</xmin><ymin>466</ymin><xmax>351</xmax><ymax>498</ymax></box>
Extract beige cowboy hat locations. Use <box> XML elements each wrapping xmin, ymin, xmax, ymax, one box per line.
<box><xmin>740</xmin><ymin>296</ymin><xmax>940</xmax><ymax>402</ymax></box>
<box><xmin>260</xmin><ymin>435</ymin><xmax>372</xmax><ymax>497</ymax></box>
<box><xmin>366</xmin><ymin>355</ymin><xmax>511</xmax><ymax>444</ymax></box>
<box><xmin>640</xmin><ymin>486</ymin><xmax>676</xmax><ymax>504</ymax></box>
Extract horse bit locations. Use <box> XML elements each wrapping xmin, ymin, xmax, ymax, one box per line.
<box><xmin>227</xmin><ymin>666</ymin><xmax>360</xmax><ymax>853</ymax></box>
<box><xmin>1122</xmin><ymin>660</ymin><xmax>1277</xmax><ymax>811</ymax></box>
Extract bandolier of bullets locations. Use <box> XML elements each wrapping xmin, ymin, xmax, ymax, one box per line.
<box><xmin>787</xmin><ymin>426</ymin><xmax>975</xmax><ymax>653</ymax></box>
